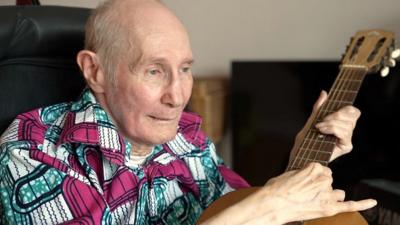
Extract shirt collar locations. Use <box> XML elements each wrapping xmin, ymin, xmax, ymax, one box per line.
<box><xmin>58</xmin><ymin>88</ymin><xmax>203</xmax><ymax>166</ymax></box>
<box><xmin>58</xmin><ymin>88</ymin><xmax>126</xmax><ymax>165</ymax></box>
<box><xmin>178</xmin><ymin>111</ymin><xmax>202</xmax><ymax>144</ymax></box>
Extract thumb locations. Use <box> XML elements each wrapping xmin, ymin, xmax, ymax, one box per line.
<box><xmin>302</xmin><ymin>90</ymin><xmax>328</xmax><ymax>130</ymax></box>
<box><xmin>311</xmin><ymin>90</ymin><xmax>328</xmax><ymax>115</ymax></box>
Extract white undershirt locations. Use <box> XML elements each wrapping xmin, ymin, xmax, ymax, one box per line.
<box><xmin>126</xmin><ymin>148</ymin><xmax>154</xmax><ymax>167</ymax></box>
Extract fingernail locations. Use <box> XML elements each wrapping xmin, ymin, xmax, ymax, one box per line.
<box><xmin>316</xmin><ymin>125</ymin><xmax>327</xmax><ymax>132</ymax></box>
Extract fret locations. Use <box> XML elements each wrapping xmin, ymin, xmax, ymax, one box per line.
<box><xmin>326</xmin><ymin>99</ymin><xmax>353</xmax><ymax>105</ymax></box>
<box><xmin>297</xmin><ymin>149</ymin><xmax>333</xmax><ymax>155</ymax></box>
<box><xmin>329</xmin><ymin>89</ymin><xmax>358</xmax><ymax>96</ymax></box>
<box><xmin>297</xmin><ymin>145</ymin><xmax>333</xmax><ymax>161</ymax></box>
<box><xmin>322</xmin><ymin>93</ymin><xmax>358</xmax><ymax>110</ymax></box>
<box><xmin>316</xmin><ymin>109</ymin><xmax>336</xmax><ymax>115</ymax></box>
<box><xmin>331</xmin><ymin>83</ymin><xmax>361</xmax><ymax>92</ymax></box>
<box><xmin>329</xmin><ymin>89</ymin><xmax>358</xmax><ymax>94</ymax></box>
<box><xmin>296</xmin><ymin>149</ymin><xmax>332</xmax><ymax>162</ymax></box>
<box><xmin>296</xmin><ymin>154</ymin><xmax>331</xmax><ymax>162</ymax></box>
<box><xmin>303</xmin><ymin>138</ymin><xmax>336</xmax><ymax>145</ymax></box>
<box><xmin>340</xmin><ymin>64</ymin><xmax>368</xmax><ymax>69</ymax></box>
<box><xmin>308</xmin><ymin>127</ymin><xmax>320</xmax><ymax>132</ymax></box>
<box><xmin>289</xmin><ymin>159</ymin><xmax>329</xmax><ymax>170</ymax></box>
<box><xmin>336</xmin><ymin>78</ymin><xmax>363</xmax><ymax>83</ymax></box>
<box><xmin>304</xmin><ymin>128</ymin><xmax>337</xmax><ymax>141</ymax></box>
<box><xmin>334</xmin><ymin>79</ymin><xmax>363</xmax><ymax>90</ymax></box>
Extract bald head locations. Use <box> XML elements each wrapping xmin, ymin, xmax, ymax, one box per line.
<box><xmin>84</xmin><ymin>0</ymin><xmax>190</xmax><ymax>81</ymax></box>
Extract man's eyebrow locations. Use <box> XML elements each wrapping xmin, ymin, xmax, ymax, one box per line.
<box><xmin>145</xmin><ymin>57</ymin><xmax>194</xmax><ymax>65</ymax></box>
<box><xmin>143</xmin><ymin>57</ymin><xmax>167</xmax><ymax>64</ymax></box>
<box><xmin>184</xmin><ymin>59</ymin><xmax>195</xmax><ymax>65</ymax></box>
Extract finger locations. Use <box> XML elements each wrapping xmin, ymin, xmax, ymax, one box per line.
<box><xmin>315</xmin><ymin>120</ymin><xmax>354</xmax><ymax>135</ymax></box>
<box><xmin>297</xmin><ymin>90</ymin><xmax>328</xmax><ymax>136</ymax></box>
<box><xmin>344</xmin><ymin>106</ymin><xmax>361</xmax><ymax>119</ymax></box>
<box><xmin>332</xmin><ymin>189</ymin><xmax>346</xmax><ymax>202</ymax></box>
<box><xmin>296</xmin><ymin>163</ymin><xmax>333</xmax><ymax>189</ymax></box>
<box><xmin>337</xmin><ymin>199</ymin><xmax>377</xmax><ymax>212</ymax></box>
<box><xmin>315</xmin><ymin>119</ymin><xmax>355</xmax><ymax>150</ymax></box>
<box><xmin>312</xmin><ymin>90</ymin><xmax>328</xmax><ymax>114</ymax></box>
<box><xmin>300</xmin><ymin>162</ymin><xmax>331</xmax><ymax>177</ymax></box>
<box><xmin>316</xmin><ymin>123</ymin><xmax>352</xmax><ymax>141</ymax></box>
<box><xmin>321</xmin><ymin>106</ymin><xmax>360</xmax><ymax>127</ymax></box>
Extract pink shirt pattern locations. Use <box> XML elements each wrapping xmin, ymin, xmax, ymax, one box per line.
<box><xmin>0</xmin><ymin>88</ymin><xmax>249</xmax><ymax>225</ymax></box>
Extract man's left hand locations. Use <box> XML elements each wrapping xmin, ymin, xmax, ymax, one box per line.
<box><xmin>291</xmin><ymin>90</ymin><xmax>361</xmax><ymax>162</ymax></box>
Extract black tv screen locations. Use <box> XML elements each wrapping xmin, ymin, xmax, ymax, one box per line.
<box><xmin>231</xmin><ymin>61</ymin><xmax>400</xmax><ymax>192</ymax></box>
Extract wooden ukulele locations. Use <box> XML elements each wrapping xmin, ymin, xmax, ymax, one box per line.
<box><xmin>197</xmin><ymin>29</ymin><xmax>398</xmax><ymax>225</ymax></box>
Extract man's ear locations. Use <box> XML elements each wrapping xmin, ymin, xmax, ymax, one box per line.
<box><xmin>76</xmin><ymin>50</ymin><xmax>106</xmax><ymax>93</ymax></box>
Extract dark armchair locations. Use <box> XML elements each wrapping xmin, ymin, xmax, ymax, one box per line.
<box><xmin>0</xmin><ymin>5</ymin><xmax>90</xmax><ymax>133</ymax></box>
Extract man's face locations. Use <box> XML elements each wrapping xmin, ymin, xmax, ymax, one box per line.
<box><xmin>104</xmin><ymin>26</ymin><xmax>194</xmax><ymax>147</ymax></box>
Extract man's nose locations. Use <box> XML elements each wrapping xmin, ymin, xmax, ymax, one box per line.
<box><xmin>161</xmin><ymin>76</ymin><xmax>184</xmax><ymax>108</ymax></box>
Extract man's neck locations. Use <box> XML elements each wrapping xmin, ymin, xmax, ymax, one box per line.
<box><xmin>130</xmin><ymin>143</ymin><xmax>154</xmax><ymax>157</ymax></box>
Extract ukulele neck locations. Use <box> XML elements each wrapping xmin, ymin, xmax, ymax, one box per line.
<box><xmin>286</xmin><ymin>66</ymin><xmax>368</xmax><ymax>171</ymax></box>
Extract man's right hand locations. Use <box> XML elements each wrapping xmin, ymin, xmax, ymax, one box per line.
<box><xmin>206</xmin><ymin>163</ymin><xmax>377</xmax><ymax>225</ymax></box>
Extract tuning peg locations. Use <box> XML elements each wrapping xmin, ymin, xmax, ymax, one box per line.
<box><xmin>388</xmin><ymin>58</ymin><xmax>396</xmax><ymax>67</ymax></box>
<box><xmin>380</xmin><ymin>66</ymin><xmax>390</xmax><ymax>77</ymax></box>
<box><xmin>391</xmin><ymin>48</ymin><xmax>400</xmax><ymax>58</ymax></box>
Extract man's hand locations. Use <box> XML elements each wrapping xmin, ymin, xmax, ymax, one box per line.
<box><xmin>254</xmin><ymin>163</ymin><xmax>376</xmax><ymax>224</ymax></box>
<box><xmin>205</xmin><ymin>163</ymin><xmax>377</xmax><ymax>225</ymax></box>
<box><xmin>291</xmin><ymin>90</ymin><xmax>361</xmax><ymax>162</ymax></box>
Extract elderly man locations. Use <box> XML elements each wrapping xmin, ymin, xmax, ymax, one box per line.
<box><xmin>0</xmin><ymin>0</ymin><xmax>376</xmax><ymax>224</ymax></box>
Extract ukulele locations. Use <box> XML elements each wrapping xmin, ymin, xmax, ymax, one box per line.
<box><xmin>197</xmin><ymin>29</ymin><xmax>398</xmax><ymax>225</ymax></box>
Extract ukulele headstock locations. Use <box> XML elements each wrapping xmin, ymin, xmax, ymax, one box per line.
<box><xmin>341</xmin><ymin>29</ymin><xmax>399</xmax><ymax>76</ymax></box>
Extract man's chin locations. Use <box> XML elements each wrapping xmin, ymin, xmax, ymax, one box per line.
<box><xmin>142</xmin><ymin>130</ymin><xmax>178</xmax><ymax>146</ymax></box>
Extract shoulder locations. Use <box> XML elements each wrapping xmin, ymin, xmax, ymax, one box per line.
<box><xmin>0</xmin><ymin>102</ymin><xmax>71</xmax><ymax>168</ymax></box>
<box><xmin>1</xmin><ymin>102</ymin><xmax>70</xmax><ymax>144</ymax></box>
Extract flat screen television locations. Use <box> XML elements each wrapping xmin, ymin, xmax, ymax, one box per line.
<box><xmin>231</xmin><ymin>61</ymin><xmax>400</xmax><ymax>193</ymax></box>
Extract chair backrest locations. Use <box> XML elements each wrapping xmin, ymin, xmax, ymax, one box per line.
<box><xmin>0</xmin><ymin>6</ymin><xmax>90</xmax><ymax>133</ymax></box>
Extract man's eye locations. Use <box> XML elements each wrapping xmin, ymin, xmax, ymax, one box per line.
<box><xmin>181</xmin><ymin>67</ymin><xmax>191</xmax><ymax>73</ymax></box>
<box><xmin>148</xmin><ymin>69</ymin><xmax>160</xmax><ymax>75</ymax></box>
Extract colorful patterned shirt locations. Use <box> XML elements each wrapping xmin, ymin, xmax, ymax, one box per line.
<box><xmin>0</xmin><ymin>88</ymin><xmax>249</xmax><ymax>225</ymax></box>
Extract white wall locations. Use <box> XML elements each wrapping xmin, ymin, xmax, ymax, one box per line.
<box><xmin>166</xmin><ymin>0</ymin><xmax>400</xmax><ymax>76</ymax></box>
<box><xmin>2</xmin><ymin>0</ymin><xmax>400</xmax><ymax>76</ymax></box>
